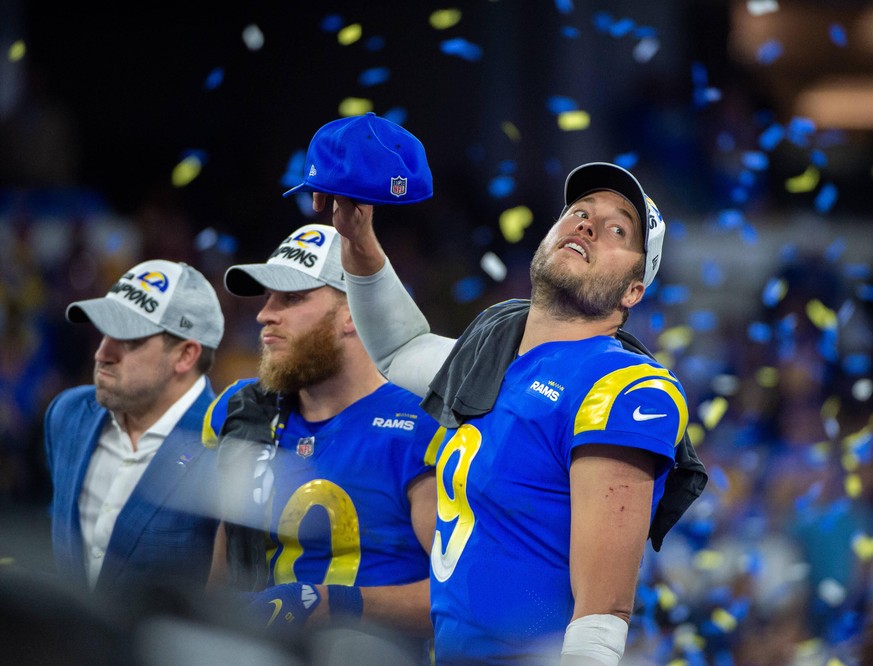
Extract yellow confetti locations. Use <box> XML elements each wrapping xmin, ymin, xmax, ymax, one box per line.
<box><xmin>500</xmin><ymin>121</ymin><xmax>521</xmax><ymax>143</ymax></box>
<box><xmin>785</xmin><ymin>165</ymin><xmax>819</xmax><ymax>193</ymax></box>
<box><xmin>693</xmin><ymin>549</ymin><xmax>724</xmax><ymax>570</ymax></box>
<box><xmin>338</xmin><ymin>23</ymin><xmax>362</xmax><ymax>45</ymax></box>
<box><xmin>0</xmin><ymin>556</ymin><xmax>14</xmax><ymax>566</ymax></box>
<box><xmin>845</xmin><ymin>473</ymin><xmax>862</xmax><ymax>498</ymax></box>
<box><xmin>711</xmin><ymin>607</ymin><xmax>738</xmax><ymax>633</ymax></box>
<box><xmin>557</xmin><ymin>110</ymin><xmax>590</xmax><ymax>131</ymax></box>
<box><xmin>658</xmin><ymin>325</ymin><xmax>693</xmax><ymax>353</ymax></box>
<box><xmin>842</xmin><ymin>450</ymin><xmax>858</xmax><ymax>472</ymax></box>
<box><xmin>700</xmin><ymin>396</ymin><xmax>728</xmax><ymax>430</ymax></box>
<box><xmin>8</xmin><ymin>39</ymin><xmax>25</xmax><ymax>62</ymax></box>
<box><xmin>852</xmin><ymin>533</ymin><xmax>873</xmax><ymax>560</ymax></box>
<box><xmin>171</xmin><ymin>155</ymin><xmax>202</xmax><ymax>187</ymax></box>
<box><xmin>795</xmin><ymin>639</ymin><xmax>823</xmax><ymax>658</ymax></box>
<box><xmin>806</xmin><ymin>298</ymin><xmax>837</xmax><ymax>330</ymax></box>
<box><xmin>686</xmin><ymin>423</ymin><xmax>705</xmax><ymax>447</ymax></box>
<box><xmin>825</xmin><ymin>659</ymin><xmax>847</xmax><ymax>666</ymax></box>
<box><xmin>666</xmin><ymin>661</ymin><xmax>690</xmax><ymax>666</ymax></box>
<box><xmin>499</xmin><ymin>206</ymin><xmax>533</xmax><ymax>243</ymax></box>
<box><xmin>430</xmin><ymin>9</ymin><xmax>462</xmax><ymax>29</ymax></box>
<box><xmin>338</xmin><ymin>97</ymin><xmax>373</xmax><ymax>117</ymax></box>
<box><xmin>653</xmin><ymin>350</ymin><xmax>675</xmax><ymax>369</ymax></box>
<box><xmin>755</xmin><ymin>366</ymin><xmax>779</xmax><ymax>388</ymax></box>
<box><xmin>657</xmin><ymin>583</ymin><xmax>678</xmax><ymax>610</ymax></box>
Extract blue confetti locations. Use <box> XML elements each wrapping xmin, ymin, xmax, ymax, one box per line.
<box><xmin>824</xmin><ymin>237</ymin><xmax>846</xmax><ymax>262</ymax></box>
<box><xmin>669</xmin><ymin>219</ymin><xmax>687</xmax><ymax>240</ymax></box>
<box><xmin>819</xmin><ymin>328</ymin><xmax>838</xmax><ymax>361</ymax></box>
<box><xmin>547</xmin><ymin>95</ymin><xmax>578</xmax><ymax>114</ymax></box>
<box><xmin>382</xmin><ymin>107</ymin><xmax>408</xmax><ymax>125</ymax></box>
<box><xmin>294</xmin><ymin>192</ymin><xmax>315</xmax><ymax>219</ymax></box>
<box><xmin>738</xmin><ymin>170</ymin><xmax>757</xmax><ymax>187</ymax></box>
<box><xmin>689</xmin><ymin>310</ymin><xmax>718</xmax><ymax>332</ymax></box>
<box><xmin>843</xmin><ymin>263</ymin><xmax>870</xmax><ymax>280</ymax></box>
<box><xmin>701</xmin><ymin>260</ymin><xmax>724</xmax><ymax>287</ymax></box>
<box><xmin>609</xmin><ymin>17</ymin><xmax>636</xmax><ymax>38</ymax></box>
<box><xmin>649</xmin><ymin>311</ymin><xmax>664</xmax><ymax>331</ymax></box>
<box><xmin>544</xmin><ymin>157</ymin><xmax>562</xmax><ymax>177</ymax></box>
<box><xmin>858</xmin><ymin>284</ymin><xmax>873</xmax><ymax>302</ymax></box>
<box><xmin>203</xmin><ymin>67</ymin><xmax>224</xmax><ymax>90</ymax></box>
<box><xmin>614</xmin><ymin>152</ymin><xmax>639</xmax><ymax>169</ymax></box>
<box><xmin>592</xmin><ymin>11</ymin><xmax>614</xmax><ymax>33</ymax></box>
<box><xmin>794</xmin><ymin>481</ymin><xmax>823</xmax><ymax>512</ymax></box>
<box><xmin>756</xmin><ymin>39</ymin><xmax>783</xmax><ymax>64</ymax></box>
<box><xmin>561</xmin><ymin>26</ymin><xmax>580</xmax><ymax>39</ymax></box>
<box><xmin>358</xmin><ymin>67</ymin><xmax>390</xmax><ymax>87</ymax></box>
<box><xmin>829</xmin><ymin>23</ymin><xmax>848</xmax><ymax>47</ymax></box>
<box><xmin>740</xmin><ymin>221</ymin><xmax>758</xmax><ymax>244</ymax></box>
<box><xmin>194</xmin><ymin>227</ymin><xmax>217</xmax><ymax>251</ymax></box>
<box><xmin>809</xmin><ymin>149</ymin><xmax>828</xmax><ymax>167</ymax></box>
<box><xmin>365</xmin><ymin>35</ymin><xmax>386</xmax><ymax>51</ymax></box>
<box><xmin>215</xmin><ymin>233</ymin><xmax>238</xmax><ymax>254</ymax></box>
<box><xmin>320</xmin><ymin>14</ymin><xmax>344</xmax><ymax>33</ymax></box>
<box><xmin>488</xmin><ymin>175</ymin><xmax>515</xmax><ymax>198</ymax></box>
<box><xmin>814</xmin><ymin>182</ymin><xmax>838</xmax><ymax>214</ymax></box>
<box><xmin>730</xmin><ymin>186</ymin><xmax>749</xmax><ymax>204</ymax></box>
<box><xmin>633</xmin><ymin>25</ymin><xmax>657</xmax><ymax>39</ymax></box>
<box><xmin>741</xmin><ymin>151</ymin><xmax>768</xmax><ymax>171</ymax></box>
<box><xmin>659</xmin><ymin>284</ymin><xmax>690</xmax><ymax>305</ymax></box>
<box><xmin>452</xmin><ymin>276</ymin><xmax>485</xmax><ymax>303</ymax></box>
<box><xmin>280</xmin><ymin>149</ymin><xmax>307</xmax><ymax>188</ymax></box>
<box><xmin>758</xmin><ymin>123</ymin><xmax>784</xmax><ymax>151</ymax></box>
<box><xmin>788</xmin><ymin>116</ymin><xmax>816</xmax><ymax>136</ymax></box>
<box><xmin>717</xmin><ymin>131</ymin><xmax>736</xmax><ymax>152</ymax></box>
<box><xmin>709</xmin><ymin>465</ymin><xmax>728</xmax><ymax>491</ymax></box>
<box><xmin>817</xmin><ymin>129</ymin><xmax>847</xmax><ymax>148</ymax></box>
<box><xmin>716</xmin><ymin>209</ymin><xmax>745</xmax><ymax>230</ymax></box>
<box><xmin>554</xmin><ymin>0</ymin><xmax>574</xmax><ymax>14</ymax></box>
<box><xmin>691</xmin><ymin>61</ymin><xmax>709</xmax><ymax>87</ymax></box>
<box><xmin>747</xmin><ymin>321</ymin><xmax>771</xmax><ymax>343</ymax></box>
<box><xmin>498</xmin><ymin>159</ymin><xmax>517</xmax><ymax>175</ymax></box>
<box><xmin>762</xmin><ymin>277</ymin><xmax>785</xmax><ymax>307</ymax></box>
<box><xmin>777</xmin><ymin>243</ymin><xmax>798</xmax><ymax>264</ymax></box>
<box><xmin>440</xmin><ymin>38</ymin><xmax>483</xmax><ymax>62</ymax></box>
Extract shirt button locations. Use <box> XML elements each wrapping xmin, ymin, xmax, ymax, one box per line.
<box><xmin>91</xmin><ymin>547</ymin><xmax>104</xmax><ymax>559</ymax></box>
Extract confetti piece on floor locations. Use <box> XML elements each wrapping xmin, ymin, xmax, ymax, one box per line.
<box><xmin>358</xmin><ymin>67</ymin><xmax>390</xmax><ymax>87</ymax></box>
<box><xmin>430</xmin><ymin>9</ymin><xmax>462</xmax><ymax>29</ymax></box>
<box><xmin>499</xmin><ymin>205</ymin><xmax>533</xmax><ymax>242</ymax></box>
<box><xmin>746</xmin><ymin>0</ymin><xmax>779</xmax><ymax>16</ymax></box>
<box><xmin>338</xmin><ymin>23</ymin><xmax>362</xmax><ymax>45</ymax></box>
<box><xmin>557</xmin><ymin>110</ymin><xmax>590</xmax><ymax>130</ymax></box>
<box><xmin>8</xmin><ymin>40</ymin><xmax>25</xmax><ymax>62</ymax></box>
<box><xmin>785</xmin><ymin>166</ymin><xmax>819</xmax><ymax>193</ymax></box>
<box><xmin>501</xmin><ymin>121</ymin><xmax>521</xmax><ymax>142</ymax></box>
<box><xmin>440</xmin><ymin>37</ymin><xmax>483</xmax><ymax>61</ymax></box>
<box><xmin>242</xmin><ymin>24</ymin><xmax>264</xmax><ymax>50</ymax></box>
<box><xmin>480</xmin><ymin>251</ymin><xmax>507</xmax><ymax>281</ymax></box>
<box><xmin>338</xmin><ymin>97</ymin><xmax>373</xmax><ymax>116</ymax></box>
<box><xmin>172</xmin><ymin>154</ymin><xmax>203</xmax><ymax>187</ymax></box>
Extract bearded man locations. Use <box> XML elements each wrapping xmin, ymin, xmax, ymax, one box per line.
<box><xmin>203</xmin><ymin>224</ymin><xmax>443</xmax><ymax>662</ymax></box>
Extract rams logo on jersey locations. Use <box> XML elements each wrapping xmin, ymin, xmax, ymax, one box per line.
<box><xmin>372</xmin><ymin>416</ymin><xmax>416</xmax><ymax>431</ymax></box>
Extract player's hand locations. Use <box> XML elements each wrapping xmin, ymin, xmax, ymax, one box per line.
<box><xmin>312</xmin><ymin>193</ymin><xmax>374</xmax><ymax>242</ymax></box>
<box><xmin>246</xmin><ymin>582</ymin><xmax>322</xmax><ymax>632</ymax></box>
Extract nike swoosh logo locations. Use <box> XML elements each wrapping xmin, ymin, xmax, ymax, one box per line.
<box><xmin>266</xmin><ymin>599</ymin><xmax>283</xmax><ymax>627</ymax></box>
<box><xmin>633</xmin><ymin>406</ymin><xmax>667</xmax><ymax>421</ymax></box>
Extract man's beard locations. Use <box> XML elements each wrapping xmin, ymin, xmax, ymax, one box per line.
<box><xmin>529</xmin><ymin>242</ymin><xmax>637</xmax><ymax>321</ymax></box>
<box><xmin>258</xmin><ymin>307</ymin><xmax>344</xmax><ymax>394</ymax></box>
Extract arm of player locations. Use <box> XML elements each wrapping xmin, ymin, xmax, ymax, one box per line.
<box><xmin>561</xmin><ymin>444</ymin><xmax>657</xmax><ymax>665</ymax></box>
<box><xmin>320</xmin><ymin>192</ymin><xmax>455</xmax><ymax>397</ymax></box>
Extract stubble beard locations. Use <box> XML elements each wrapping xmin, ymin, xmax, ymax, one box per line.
<box><xmin>93</xmin><ymin>366</ymin><xmax>167</xmax><ymax>417</ymax></box>
<box><xmin>258</xmin><ymin>308</ymin><xmax>344</xmax><ymax>395</ymax></box>
<box><xmin>529</xmin><ymin>241</ymin><xmax>634</xmax><ymax>321</ymax></box>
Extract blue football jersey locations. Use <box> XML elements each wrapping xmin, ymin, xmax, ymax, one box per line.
<box><xmin>206</xmin><ymin>380</ymin><xmax>444</xmax><ymax>588</ymax></box>
<box><xmin>429</xmin><ymin>335</ymin><xmax>688</xmax><ymax>663</ymax></box>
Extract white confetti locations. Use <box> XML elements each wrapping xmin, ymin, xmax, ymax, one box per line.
<box><xmin>480</xmin><ymin>251</ymin><xmax>507</xmax><ymax>282</ymax></box>
<box><xmin>243</xmin><ymin>24</ymin><xmax>265</xmax><ymax>51</ymax></box>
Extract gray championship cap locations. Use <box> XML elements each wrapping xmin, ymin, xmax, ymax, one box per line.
<box><xmin>224</xmin><ymin>223</ymin><xmax>345</xmax><ymax>296</ymax></box>
<box><xmin>563</xmin><ymin>162</ymin><xmax>666</xmax><ymax>288</ymax></box>
<box><xmin>66</xmin><ymin>259</ymin><xmax>225</xmax><ymax>348</ymax></box>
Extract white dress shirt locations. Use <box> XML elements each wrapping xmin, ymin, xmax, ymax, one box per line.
<box><xmin>78</xmin><ymin>375</ymin><xmax>206</xmax><ymax>588</ymax></box>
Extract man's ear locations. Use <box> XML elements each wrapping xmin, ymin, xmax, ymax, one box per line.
<box><xmin>174</xmin><ymin>340</ymin><xmax>202</xmax><ymax>374</ymax></box>
<box><xmin>621</xmin><ymin>280</ymin><xmax>645</xmax><ymax>310</ymax></box>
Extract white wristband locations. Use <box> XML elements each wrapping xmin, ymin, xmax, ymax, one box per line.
<box><xmin>560</xmin><ymin>614</ymin><xmax>628</xmax><ymax>665</ymax></box>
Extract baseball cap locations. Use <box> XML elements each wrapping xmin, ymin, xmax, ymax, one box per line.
<box><xmin>563</xmin><ymin>162</ymin><xmax>666</xmax><ymax>288</ymax></box>
<box><xmin>66</xmin><ymin>260</ymin><xmax>225</xmax><ymax>348</ymax></box>
<box><xmin>282</xmin><ymin>112</ymin><xmax>433</xmax><ymax>205</ymax></box>
<box><xmin>224</xmin><ymin>223</ymin><xmax>345</xmax><ymax>296</ymax></box>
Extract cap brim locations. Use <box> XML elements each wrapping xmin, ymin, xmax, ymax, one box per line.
<box><xmin>564</xmin><ymin>163</ymin><xmax>648</xmax><ymax>234</ymax></box>
<box><xmin>281</xmin><ymin>182</ymin><xmax>432</xmax><ymax>206</ymax></box>
<box><xmin>224</xmin><ymin>264</ymin><xmax>327</xmax><ymax>296</ymax></box>
<box><xmin>65</xmin><ymin>298</ymin><xmax>163</xmax><ymax>340</ymax></box>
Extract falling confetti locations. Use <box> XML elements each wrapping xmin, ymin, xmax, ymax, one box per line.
<box><xmin>500</xmin><ymin>121</ymin><xmax>521</xmax><ymax>142</ymax></box>
<box><xmin>338</xmin><ymin>23</ymin><xmax>363</xmax><ymax>45</ymax></box>
<box><xmin>785</xmin><ymin>166</ymin><xmax>819</xmax><ymax>193</ymax></box>
<box><xmin>203</xmin><ymin>67</ymin><xmax>224</xmax><ymax>90</ymax></box>
<box><xmin>8</xmin><ymin>39</ymin><xmax>25</xmax><ymax>62</ymax></box>
<box><xmin>429</xmin><ymin>9</ymin><xmax>462</xmax><ymax>29</ymax></box>
<box><xmin>498</xmin><ymin>206</ymin><xmax>533</xmax><ymax>242</ymax></box>
<box><xmin>488</xmin><ymin>175</ymin><xmax>515</xmax><ymax>199</ymax></box>
<box><xmin>633</xmin><ymin>37</ymin><xmax>660</xmax><ymax>63</ymax></box>
<box><xmin>242</xmin><ymin>24</ymin><xmax>264</xmax><ymax>50</ymax></box>
<box><xmin>557</xmin><ymin>110</ymin><xmax>590</xmax><ymax>130</ymax></box>
<box><xmin>814</xmin><ymin>182</ymin><xmax>838</xmax><ymax>213</ymax></box>
<box><xmin>440</xmin><ymin>37</ymin><xmax>483</xmax><ymax>61</ymax></box>
<box><xmin>338</xmin><ymin>97</ymin><xmax>373</xmax><ymax>116</ymax></box>
<box><xmin>756</xmin><ymin>39</ymin><xmax>783</xmax><ymax>64</ymax></box>
<box><xmin>358</xmin><ymin>67</ymin><xmax>390</xmax><ymax>87</ymax></box>
<box><xmin>171</xmin><ymin>153</ymin><xmax>204</xmax><ymax>187</ymax></box>
<box><xmin>829</xmin><ymin>23</ymin><xmax>847</xmax><ymax>48</ymax></box>
<box><xmin>480</xmin><ymin>251</ymin><xmax>507</xmax><ymax>281</ymax></box>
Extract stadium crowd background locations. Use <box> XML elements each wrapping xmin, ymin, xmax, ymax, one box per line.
<box><xmin>1</xmin><ymin>1</ymin><xmax>872</xmax><ymax>664</ymax></box>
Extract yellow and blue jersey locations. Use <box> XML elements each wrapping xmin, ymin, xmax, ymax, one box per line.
<box><xmin>206</xmin><ymin>380</ymin><xmax>444</xmax><ymax>588</ymax></box>
<box><xmin>429</xmin><ymin>335</ymin><xmax>687</xmax><ymax>663</ymax></box>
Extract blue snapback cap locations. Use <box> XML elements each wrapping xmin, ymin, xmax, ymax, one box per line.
<box><xmin>282</xmin><ymin>112</ymin><xmax>433</xmax><ymax>205</ymax></box>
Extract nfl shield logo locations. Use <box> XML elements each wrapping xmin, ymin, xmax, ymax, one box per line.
<box><xmin>390</xmin><ymin>176</ymin><xmax>408</xmax><ymax>198</ymax></box>
<box><xmin>296</xmin><ymin>436</ymin><xmax>315</xmax><ymax>458</ymax></box>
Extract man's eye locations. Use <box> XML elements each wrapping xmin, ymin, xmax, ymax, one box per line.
<box><xmin>611</xmin><ymin>225</ymin><xmax>625</xmax><ymax>236</ymax></box>
<box><xmin>574</xmin><ymin>210</ymin><xmax>588</xmax><ymax>219</ymax></box>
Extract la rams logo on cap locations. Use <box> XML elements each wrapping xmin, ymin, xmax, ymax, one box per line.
<box><xmin>291</xmin><ymin>229</ymin><xmax>327</xmax><ymax>248</ymax></box>
<box><xmin>645</xmin><ymin>195</ymin><xmax>662</xmax><ymax>230</ymax></box>
<box><xmin>137</xmin><ymin>271</ymin><xmax>170</xmax><ymax>292</ymax></box>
